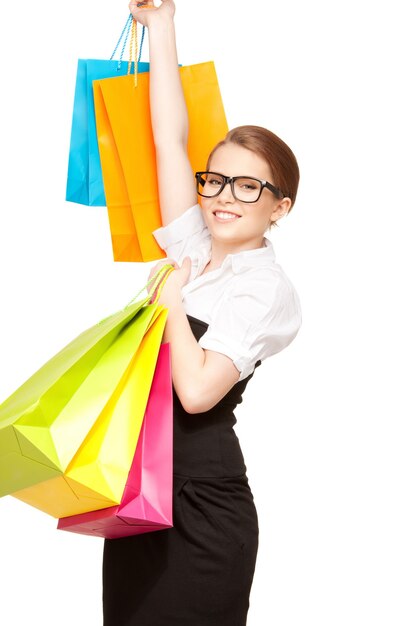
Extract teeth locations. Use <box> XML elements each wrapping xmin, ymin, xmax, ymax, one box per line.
<box><xmin>215</xmin><ymin>211</ymin><xmax>239</xmax><ymax>220</ymax></box>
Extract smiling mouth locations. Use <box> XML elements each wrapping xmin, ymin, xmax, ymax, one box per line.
<box><xmin>213</xmin><ymin>211</ymin><xmax>241</xmax><ymax>220</ymax></box>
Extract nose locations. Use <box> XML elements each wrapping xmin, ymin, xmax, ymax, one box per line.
<box><xmin>218</xmin><ymin>180</ymin><xmax>235</xmax><ymax>202</ymax></box>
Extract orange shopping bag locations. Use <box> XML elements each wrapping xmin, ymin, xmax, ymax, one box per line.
<box><xmin>93</xmin><ymin>61</ymin><xmax>228</xmax><ymax>262</ymax></box>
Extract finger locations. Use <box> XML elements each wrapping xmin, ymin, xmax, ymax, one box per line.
<box><xmin>162</xmin><ymin>258</ymin><xmax>178</xmax><ymax>270</ymax></box>
<box><xmin>129</xmin><ymin>0</ymin><xmax>153</xmax><ymax>7</ymax></box>
<box><xmin>128</xmin><ymin>1</ymin><xmax>154</xmax><ymax>18</ymax></box>
<box><xmin>148</xmin><ymin>259</ymin><xmax>176</xmax><ymax>282</ymax></box>
<box><xmin>148</xmin><ymin>265</ymin><xmax>163</xmax><ymax>282</ymax></box>
<box><xmin>147</xmin><ymin>260</ymin><xmax>165</xmax><ymax>284</ymax></box>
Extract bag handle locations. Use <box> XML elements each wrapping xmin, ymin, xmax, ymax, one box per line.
<box><xmin>110</xmin><ymin>14</ymin><xmax>132</xmax><ymax>62</ymax></box>
<box><xmin>127</xmin><ymin>16</ymin><xmax>138</xmax><ymax>80</ymax></box>
<box><xmin>97</xmin><ymin>263</ymin><xmax>175</xmax><ymax>327</ymax></box>
<box><xmin>126</xmin><ymin>16</ymin><xmax>147</xmax><ymax>85</ymax></box>
<box><xmin>109</xmin><ymin>13</ymin><xmax>146</xmax><ymax>75</ymax></box>
<box><xmin>146</xmin><ymin>264</ymin><xmax>175</xmax><ymax>304</ymax></box>
<box><xmin>125</xmin><ymin>263</ymin><xmax>175</xmax><ymax>308</ymax></box>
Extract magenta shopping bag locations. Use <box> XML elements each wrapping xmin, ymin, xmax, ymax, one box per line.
<box><xmin>57</xmin><ymin>342</ymin><xmax>173</xmax><ymax>539</ymax></box>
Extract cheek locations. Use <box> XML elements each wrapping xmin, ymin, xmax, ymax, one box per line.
<box><xmin>199</xmin><ymin>197</ymin><xmax>214</xmax><ymax>216</ymax></box>
<box><xmin>248</xmin><ymin>202</ymin><xmax>273</xmax><ymax>226</ymax></box>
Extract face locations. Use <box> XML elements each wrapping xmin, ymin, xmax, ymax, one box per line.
<box><xmin>200</xmin><ymin>143</ymin><xmax>291</xmax><ymax>250</ymax></box>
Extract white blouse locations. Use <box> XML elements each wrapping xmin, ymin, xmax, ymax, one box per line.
<box><xmin>153</xmin><ymin>204</ymin><xmax>302</xmax><ymax>381</ymax></box>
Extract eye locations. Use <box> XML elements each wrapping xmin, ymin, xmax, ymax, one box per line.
<box><xmin>236</xmin><ymin>178</ymin><xmax>260</xmax><ymax>192</ymax></box>
<box><xmin>206</xmin><ymin>174</ymin><xmax>223</xmax><ymax>186</ymax></box>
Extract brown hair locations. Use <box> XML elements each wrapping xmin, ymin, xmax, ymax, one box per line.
<box><xmin>207</xmin><ymin>125</ymin><xmax>300</xmax><ymax>210</ymax></box>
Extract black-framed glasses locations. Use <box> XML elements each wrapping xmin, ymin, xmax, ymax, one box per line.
<box><xmin>195</xmin><ymin>171</ymin><xmax>284</xmax><ymax>203</ymax></box>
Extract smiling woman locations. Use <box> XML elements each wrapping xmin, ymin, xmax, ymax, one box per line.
<box><xmin>101</xmin><ymin>1</ymin><xmax>302</xmax><ymax>625</ymax></box>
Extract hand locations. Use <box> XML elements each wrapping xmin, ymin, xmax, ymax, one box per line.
<box><xmin>147</xmin><ymin>257</ymin><xmax>178</xmax><ymax>290</ymax></box>
<box><xmin>148</xmin><ymin>256</ymin><xmax>192</xmax><ymax>307</ymax></box>
<box><xmin>128</xmin><ymin>0</ymin><xmax>175</xmax><ymax>28</ymax></box>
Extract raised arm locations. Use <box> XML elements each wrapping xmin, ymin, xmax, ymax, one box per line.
<box><xmin>129</xmin><ymin>0</ymin><xmax>197</xmax><ymax>225</ymax></box>
<box><xmin>131</xmin><ymin>2</ymin><xmax>241</xmax><ymax>410</ymax></box>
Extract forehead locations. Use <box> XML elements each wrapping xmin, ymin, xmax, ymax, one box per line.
<box><xmin>209</xmin><ymin>143</ymin><xmax>272</xmax><ymax>180</ymax></box>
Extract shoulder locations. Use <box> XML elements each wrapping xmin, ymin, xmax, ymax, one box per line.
<box><xmin>226</xmin><ymin>259</ymin><xmax>301</xmax><ymax>318</ymax></box>
<box><xmin>199</xmin><ymin>260</ymin><xmax>301</xmax><ymax>380</ymax></box>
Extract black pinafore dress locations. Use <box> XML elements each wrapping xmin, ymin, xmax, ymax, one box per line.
<box><xmin>103</xmin><ymin>316</ymin><xmax>259</xmax><ymax>626</ymax></box>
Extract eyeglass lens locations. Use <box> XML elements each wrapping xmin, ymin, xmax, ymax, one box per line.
<box><xmin>197</xmin><ymin>173</ymin><xmax>262</xmax><ymax>202</ymax></box>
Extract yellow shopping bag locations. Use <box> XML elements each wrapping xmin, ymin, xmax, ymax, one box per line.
<box><xmin>93</xmin><ymin>61</ymin><xmax>228</xmax><ymax>262</ymax></box>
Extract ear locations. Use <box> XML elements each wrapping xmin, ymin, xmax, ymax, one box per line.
<box><xmin>269</xmin><ymin>197</ymin><xmax>292</xmax><ymax>223</ymax></box>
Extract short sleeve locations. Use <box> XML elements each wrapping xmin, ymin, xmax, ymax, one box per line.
<box><xmin>152</xmin><ymin>204</ymin><xmax>211</xmax><ymax>265</ymax></box>
<box><xmin>198</xmin><ymin>271</ymin><xmax>302</xmax><ymax>381</ymax></box>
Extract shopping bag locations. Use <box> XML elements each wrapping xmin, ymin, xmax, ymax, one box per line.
<box><xmin>11</xmin><ymin>309</ymin><xmax>166</xmax><ymax>518</ymax></box>
<box><xmin>93</xmin><ymin>60</ymin><xmax>228</xmax><ymax>262</ymax></box>
<box><xmin>65</xmin><ymin>15</ymin><xmax>149</xmax><ymax>206</ymax></box>
<box><xmin>0</xmin><ymin>264</ymin><xmax>174</xmax><ymax>518</ymax></box>
<box><xmin>58</xmin><ymin>341</ymin><xmax>172</xmax><ymax>538</ymax></box>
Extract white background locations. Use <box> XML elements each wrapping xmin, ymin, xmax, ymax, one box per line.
<box><xmin>0</xmin><ymin>1</ymin><xmax>403</xmax><ymax>624</ymax></box>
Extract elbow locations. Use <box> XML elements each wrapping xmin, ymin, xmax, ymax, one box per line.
<box><xmin>154</xmin><ymin>135</ymin><xmax>188</xmax><ymax>155</ymax></box>
<box><xmin>178</xmin><ymin>387</ymin><xmax>214</xmax><ymax>415</ymax></box>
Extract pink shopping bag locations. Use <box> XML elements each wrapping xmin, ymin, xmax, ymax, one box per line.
<box><xmin>57</xmin><ymin>342</ymin><xmax>172</xmax><ymax>539</ymax></box>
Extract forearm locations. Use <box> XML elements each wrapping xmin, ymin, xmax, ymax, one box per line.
<box><xmin>162</xmin><ymin>300</ymin><xmax>208</xmax><ymax>414</ymax></box>
<box><xmin>154</xmin><ymin>261</ymin><xmax>240</xmax><ymax>413</ymax></box>
<box><xmin>145</xmin><ymin>13</ymin><xmax>196</xmax><ymax>224</ymax></box>
<box><xmin>148</xmin><ymin>17</ymin><xmax>188</xmax><ymax>149</ymax></box>
<box><xmin>162</xmin><ymin>301</ymin><xmax>240</xmax><ymax>414</ymax></box>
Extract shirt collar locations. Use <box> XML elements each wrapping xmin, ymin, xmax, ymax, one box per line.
<box><xmin>229</xmin><ymin>237</ymin><xmax>276</xmax><ymax>273</ymax></box>
<box><xmin>192</xmin><ymin>237</ymin><xmax>276</xmax><ymax>278</ymax></box>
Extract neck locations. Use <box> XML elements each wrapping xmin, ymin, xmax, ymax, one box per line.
<box><xmin>208</xmin><ymin>235</ymin><xmax>266</xmax><ymax>270</ymax></box>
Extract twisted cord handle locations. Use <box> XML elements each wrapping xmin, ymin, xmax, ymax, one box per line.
<box><xmin>127</xmin><ymin>17</ymin><xmax>138</xmax><ymax>80</ymax></box>
<box><xmin>110</xmin><ymin>14</ymin><xmax>146</xmax><ymax>74</ymax></box>
<box><xmin>125</xmin><ymin>264</ymin><xmax>175</xmax><ymax>309</ymax></box>
<box><xmin>97</xmin><ymin>264</ymin><xmax>175</xmax><ymax>326</ymax></box>
<box><xmin>110</xmin><ymin>14</ymin><xmax>132</xmax><ymax>61</ymax></box>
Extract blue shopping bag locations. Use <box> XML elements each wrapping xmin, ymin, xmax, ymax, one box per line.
<box><xmin>66</xmin><ymin>16</ymin><xmax>149</xmax><ymax>206</ymax></box>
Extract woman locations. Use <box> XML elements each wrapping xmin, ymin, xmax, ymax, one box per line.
<box><xmin>102</xmin><ymin>1</ymin><xmax>302</xmax><ymax>624</ymax></box>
